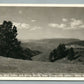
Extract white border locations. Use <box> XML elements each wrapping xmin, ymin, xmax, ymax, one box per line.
<box><xmin>0</xmin><ymin>77</ymin><xmax>84</xmax><ymax>80</ymax></box>
<box><xmin>0</xmin><ymin>4</ymin><xmax>84</xmax><ymax>80</ymax></box>
<box><xmin>0</xmin><ymin>4</ymin><xmax>84</xmax><ymax>7</ymax></box>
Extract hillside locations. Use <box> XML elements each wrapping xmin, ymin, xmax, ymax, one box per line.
<box><xmin>66</xmin><ymin>40</ymin><xmax>84</xmax><ymax>46</ymax></box>
<box><xmin>0</xmin><ymin>56</ymin><xmax>84</xmax><ymax>73</ymax></box>
<box><xmin>0</xmin><ymin>38</ymin><xmax>84</xmax><ymax>74</ymax></box>
<box><xmin>21</xmin><ymin>38</ymin><xmax>80</xmax><ymax>62</ymax></box>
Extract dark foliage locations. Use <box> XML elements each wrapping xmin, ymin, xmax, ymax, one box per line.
<box><xmin>56</xmin><ymin>44</ymin><xmax>67</xmax><ymax>58</ymax></box>
<box><xmin>49</xmin><ymin>44</ymin><xmax>76</xmax><ymax>62</ymax></box>
<box><xmin>0</xmin><ymin>21</ymin><xmax>40</xmax><ymax>60</ymax></box>
<box><xmin>49</xmin><ymin>44</ymin><xmax>67</xmax><ymax>62</ymax></box>
<box><xmin>67</xmin><ymin>47</ymin><xmax>75</xmax><ymax>61</ymax></box>
<box><xmin>49</xmin><ymin>49</ymin><xmax>57</xmax><ymax>62</ymax></box>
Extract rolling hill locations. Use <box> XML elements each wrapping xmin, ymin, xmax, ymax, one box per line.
<box><xmin>66</xmin><ymin>40</ymin><xmax>84</xmax><ymax>46</ymax></box>
<box><xmin>0</xmin><ymin>38</ymin><xmax>84</xmax><ymax>74</ymax></box>
<box><xmin>21</xmin><ymin>38</ymin><xmax>80</xmax><ymax>62</ymax></box>
<box><xmin>0</xmin><ymin>56</ymin><xmax>84</xmax><ymax>74</ymax></box>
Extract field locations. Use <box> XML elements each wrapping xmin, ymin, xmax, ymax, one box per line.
<box><xmin>0</xmin><ymin>56</ymin><xmax>84</xmax><ymax>74</ymax></box>
<box><xmin>0</xmin><ymin>38</ymin><xmax>84</xmax><ymax>74</ymax></box>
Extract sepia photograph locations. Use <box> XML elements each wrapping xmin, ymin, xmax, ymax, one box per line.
<box><xmin>0</xmin><ymin>4</ymin><xmax>84</xmax><ymax>80</ymax></box>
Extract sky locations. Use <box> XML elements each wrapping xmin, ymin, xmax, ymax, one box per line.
<box><xmin>0</xmin><ymin>7</ymin><xmax>84</xmax><ymax>40</ymax></box>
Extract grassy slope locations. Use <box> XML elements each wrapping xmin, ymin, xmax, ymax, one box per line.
<box><xmin>0</xmin><ymin>38</ymin><xmax>84</xmax><ymax>74</ymax></box>
<box><xmin>21</xmin><ymin>38</ymin><xmax>80</xmax><ymax>61</ymax></box>
<box><xmin>0</xmin><ymin>56</ymin><xmax>84</xmax><ymax>73</ymax></box>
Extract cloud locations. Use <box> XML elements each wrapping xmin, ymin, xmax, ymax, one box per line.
<box><xmin>29</xmin><ymin>26</ymin><xmax>41</xmax><ymax>31</ymax></box>
<box><xmin>79</xmin><ymin>25</ymin><xmax>84</xmax><ymax>28</ymax></box>
<box><xmin>48</xmin><ymin>23</ymin><xmax>66</xmax><ymax>28</ymax></box>
<box><xmin>62</xmin><ymin>18</ymin><xmax>68</xmax><ymax>22</ymax></box>
<box><xmin>13</xmin><ymin>22</ymin><xmax>30</xmax><ymax>29</ymax></box>
<box><xmin>48</xmin><ymin>18</ymin><xmax>84</xmax><ymax>30</ymax></box>
<box><xmin>14</xmin><ymin>22</ymin><xmax>41</xmax><ymax>31</ymax></box>
<box><xmin>48</xmin><ymin>23</ymin><xmax>58</xmax><ymax>28</ymax></box>
<box><xmin>59</xmin><ymin>24</ymin><xmax>66</xmax><ymax>28</ymax></box>
<box><xmin>31</xmin><ymin>19</ymin><xmax>36</xmax><ymax>22</ymax></box>
<box><xmin>18</xmin><ymin>10</ymin><xmax>23</xmax><ymax>14</ymax></box>
<box><xmin>70</xmin><ymin>18</ymin><xmax>83</xmax><ymax>28</ymax></box>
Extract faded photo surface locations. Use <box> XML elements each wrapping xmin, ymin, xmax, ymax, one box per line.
<box><xmin>0</xmin><ymin>6</ymin><xmax>84</xmax><ymax>79</ymax></box>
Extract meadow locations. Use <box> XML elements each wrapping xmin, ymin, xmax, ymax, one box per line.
<box><xmin>0</xmin><ymin>38</ymin><xmax>84</xmax><ymax>74</ymax></box>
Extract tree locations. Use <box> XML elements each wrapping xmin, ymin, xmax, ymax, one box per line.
<box><xmin>49</xmin><ymin>44</ymin><xmax>67</xmax><ymax>62</ymax></box>
<box><xmin>49</xmin><ymin>49</ymin><xmax>57</xmax><ymax>62</ymax></box>
<box><xmin>0</xmin><ymin>20</ymin><xmax>39</xmax><ymax>60</ymax></box>
<box><xmin>56</xmin><ymin>44</ymin><xmax>66</xmax><ymax>59</ymax></box>
<box><xmin>67</xmin><ymin>47</ymin><xmax>75</xmax><ymax>61</ymax></box>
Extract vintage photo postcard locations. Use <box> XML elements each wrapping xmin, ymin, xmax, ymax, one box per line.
<box><xmin>0</xmin><ymin>4</ymin><xmax>84</xmax><ymax>80</ymax></box>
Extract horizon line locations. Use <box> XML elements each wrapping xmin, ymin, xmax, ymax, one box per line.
<box><xmin>18</xmin><ymin>37</ymin><xmax>82</xmax><ymax>41</ymax></box>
